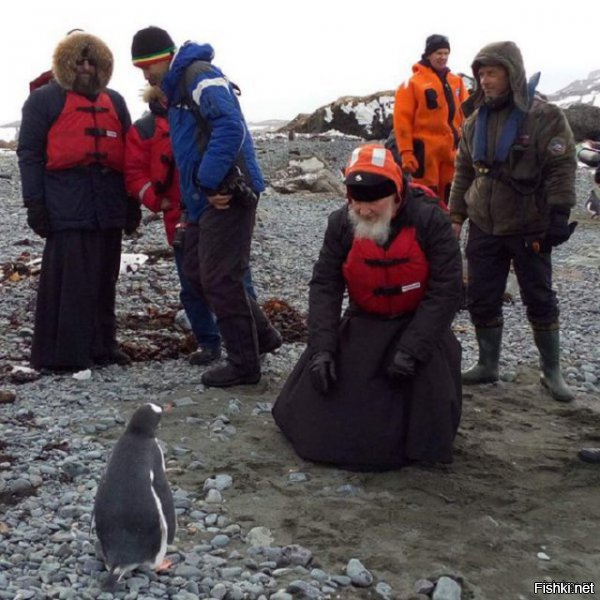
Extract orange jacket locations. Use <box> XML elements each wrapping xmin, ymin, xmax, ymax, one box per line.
<box><xmin>394</xmin><ymin>63</ymin><xmax>468</xmax><ymax>156</ymax></box>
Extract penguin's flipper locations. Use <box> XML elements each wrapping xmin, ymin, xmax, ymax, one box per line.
<box><xmin>152</xmin><ymin>445</ymin><xmax>176</xmax><ymax>543</ymax></box>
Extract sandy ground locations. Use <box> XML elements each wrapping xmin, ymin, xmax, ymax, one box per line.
<box><xmin>92</xmin><ymin>358</ymin><xmax>600</xmax><ymax>600</ymax></box>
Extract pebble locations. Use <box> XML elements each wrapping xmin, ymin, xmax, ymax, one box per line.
<box><xmin>432</xmin><ymin>576</ymin><xmax>462</xmax><ymax>600</ymax></box>
<box><xmin>346</xmin><ymin>558</ymin><xmax>373</xmax><ymax>587</ymax></box>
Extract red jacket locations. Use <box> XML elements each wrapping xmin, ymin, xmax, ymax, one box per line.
<box><xmin>125</xmin><ymin>102</ymin><xmax>181</xmax><ymax>245</ymax></box>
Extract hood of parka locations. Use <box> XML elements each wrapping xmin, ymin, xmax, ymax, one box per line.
<box><xmin>52</xmin><ymin>31</ymin><xmax>113</xmax><ymax>92</ymax></box>
<box><xmin>468</xmin><ymin>41</ymin><xmax>528</xmax><ymax>113</ymax></box>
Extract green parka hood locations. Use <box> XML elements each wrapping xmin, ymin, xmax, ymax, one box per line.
<box><xmin>466</xmin><ymin>41</ymin><xmax>529</xmax><ymax>113</ymax></box>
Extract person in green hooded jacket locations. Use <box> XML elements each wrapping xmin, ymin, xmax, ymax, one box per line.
<box><xmin>449</xmin><ymin>41</ymin><xmax>577</xmax><ymax>403</ymax></box>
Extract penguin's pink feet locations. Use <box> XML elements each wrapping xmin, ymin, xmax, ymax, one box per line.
<box><xmin>155</xmin><ymin>558</ymin><xmax>173</xmax><ymax>572</ymax></box>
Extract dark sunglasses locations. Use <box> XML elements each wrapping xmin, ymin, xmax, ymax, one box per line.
<box><xmin>76</xmin><ymin>58</ymin><xmax>96</xmax><ymax>67</ymax></box>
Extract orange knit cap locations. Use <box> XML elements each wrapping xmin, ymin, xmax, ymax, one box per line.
<box><xmin>344</xmin><ymin>144</ymin><xmax>404</xmax><ymax>202</ymax></box>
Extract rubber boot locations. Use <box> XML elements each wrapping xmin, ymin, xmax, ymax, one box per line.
<box><xmin>462</xmin><ymin>326</ymin><xmax>502</xmax><ymax>384</ymax></box>
<box><xmin>201</xmin><ymin>317</ymin><xmax>261</xmax><ymax>388</ymax></box>
<box><xmin>532</xmin><ymin>328</ymin><xmax>574</xmax><ymax>402</ymax></box>
<box><xmin>248</xmin><ymin>298</ymin><xmax>283</xmax><ymax>355</ymax></box>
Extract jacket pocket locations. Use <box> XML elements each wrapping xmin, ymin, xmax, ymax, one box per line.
<box><xmin>413</xmin><ymin>139</ymin><xmax>425</xmax><ymax>179</ymax></box>
<box><xmin>425</xmin><ymin>88</ymin><xmax>438</xmax><ymax>109</ymax></box>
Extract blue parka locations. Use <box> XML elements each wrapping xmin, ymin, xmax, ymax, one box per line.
<box><xmin>161</xmin><ymin>42</ymin><xmax>265</xmax><ymax>221</ymax></box>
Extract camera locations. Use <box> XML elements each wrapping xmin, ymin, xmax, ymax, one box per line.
<box><xmin>172</xmin><ymin>211</ymin><xmax>187</xmax><ymax>248</ymax></box>
<box><xmin>220</xmin><ymin>166</ymin><xmax>258</xmax><ymax>207</ymax></box>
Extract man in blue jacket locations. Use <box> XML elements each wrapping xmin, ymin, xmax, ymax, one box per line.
<box><xmin>131</xmin><ymin>26</ymin><xmax>281</xmax><ymax>387</ymax></box>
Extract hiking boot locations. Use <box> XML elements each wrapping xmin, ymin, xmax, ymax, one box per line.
<box><xmin>462</xmin><ymin>326</ymin><xmax>502</xmax><ymax>385</ymax></box>
<box><xmin>259</xmin><ymin>328</ymin><xmax>283</xmax><ymax>355</ymax></box>
<box><xmin>189</xmin><ymin>346</ymin><xmax>221</xmax><ymax>366</ymax></box>
<box><xmin>95</xmin><ymin>348</ymin><xmax>131</xmax><ymax>366</ymax></box>
<box><xmin>201</xmin><ymin>363</ymin><xmax>261</xmax><ymax>388</ymax></box>
<box><xmin>201</xmin><ymin>317</ymin><xmax>261</xmax><ymax>388</ymax></box>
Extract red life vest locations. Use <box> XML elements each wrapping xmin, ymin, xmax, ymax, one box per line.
<box><xmin>46</xmin><ymin>91</ymin><xmax>125</xmax><ymax>172</ymax></box>
<box><xmin>149</xmin><ymin>115</ymin><xmax>177</xmax><ymax>196</ymax></box>
<box><xmin>343</xmin><ymin>227</ymin><xmax>429</xmax><ymax>316</ymax></box>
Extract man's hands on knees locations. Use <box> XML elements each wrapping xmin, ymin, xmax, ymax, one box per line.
<box><xmin>387</xmin><ymin>349</ymin><xmax>417</xmax><ymax>380</ymax></box>
<box><xmin>309</xmin><ymin>351</ymin><xmax>337</xmax><ymax>395</ymax></box>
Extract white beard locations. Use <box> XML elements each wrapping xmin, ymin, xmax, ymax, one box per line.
<box><xmin>348</xmin><ymin>203</ymin><xmax>393</xmax><ymax>245</ymax></box>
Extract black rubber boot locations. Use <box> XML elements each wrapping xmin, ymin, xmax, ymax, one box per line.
<box><xmin>532</xmin><ymin>328</ymin><xmax>574</xmax><ymax>402</ymax></box>
<box><xmin>201</xmin><ymin>317</ymin><xmax>261</xmax><ymax>388</ymax></box>
<box><xmin>462</xmin><ymin>326</ymin><xmax>502</xmax><ymax>385</ymax></box>
<box><xmin>248</xmin><ymin>298</ymin><xmax>283</xmax><ymax>354</ymax></box>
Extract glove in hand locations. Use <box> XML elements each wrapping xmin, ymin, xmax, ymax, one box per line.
<box><xmin>309</xmin><ymin>351</ymin><xmax>337</xmax><ymax>395</ymax></box>
<box><xmin>542</xmin><ymin>210</ymin><xmax>577</xmax><ymax>251</ymax></box>
<box><xmin>124</xmin><ymin>197</ymin><xmax>142</xmax><ymax>235</ymax></box>
<box><xmin>387</xmin><ymin>349</ymin><xmax>417</xmax><ymax>380</ymax></box>
<box><xmin>26</xmin><ymin>203</ymin><xmax>50</xmax><ymax>238</ymax></box>
<box><xmin>401</xmin><ymin>151</ymin><xmax>419</xmax><ymax>174</ymax></box>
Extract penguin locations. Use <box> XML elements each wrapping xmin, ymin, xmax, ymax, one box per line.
<box><xmin>93</xmin><ymin>402</ymin><xmax>176</xmax><ymax>588</ymax></box>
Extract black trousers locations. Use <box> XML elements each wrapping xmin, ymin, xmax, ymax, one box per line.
<box><xmin>182</xmin><ymin>202</ymin><xmax>256</xmax><ymax>321</ymax></box>
<box><xmin>465</xmin><ymin>223</ymin><xmax>558</xmax><ymax>326</ymax></box>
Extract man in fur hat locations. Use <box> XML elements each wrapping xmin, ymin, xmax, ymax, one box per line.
<box><xmin>449</xmin><ymin>41</ymin><xmax>577</xmax><ymax>402</ymax></box>
<box><xmin>18</xmin><ymin>31</ymin><xmax>139</xmax><ymax>371</ymax></box>
<box><xmin>272</xmin><ymin>144</ymin><xmax>463</xmax><ymax>471</ymax></box>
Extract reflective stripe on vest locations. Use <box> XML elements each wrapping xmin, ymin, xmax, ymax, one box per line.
<box><xmin>343</xmin><ymin>227</ymin><xmax>429</xmax><ymax>315</ymax></box>
<box><xmin>46</xmin><ymin>91</ymin><xmax>125</xmax><ymax>171</ymax></box>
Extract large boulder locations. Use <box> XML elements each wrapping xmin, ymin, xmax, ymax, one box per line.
<box><xmin>562</xmin><ymin>103</ymin><xmax>600</xmax><ymax>142</ymax></box>
<box><xmin>281</xmin><ymin>91</ymin><xmax>395</xmax><ymax>140</ymax></box>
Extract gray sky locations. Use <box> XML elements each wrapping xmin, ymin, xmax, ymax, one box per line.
<box><xmin>1</xmin><ymin>0</ymin><xmax>596</xmax><ymax>125</ymax></box>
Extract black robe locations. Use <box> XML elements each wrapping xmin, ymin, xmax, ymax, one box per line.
<box><xmin>272</xmin><ymin>190</ymin><xmax>463</xmax><ymax>470</ymax></box>
<box><xmin>31</xmin><ymin>229</ymin><xmax>122</xmax><ymax>370</ymax></box>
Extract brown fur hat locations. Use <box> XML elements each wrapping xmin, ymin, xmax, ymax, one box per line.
<box><xmin>52</xmin><ymin>31</ymin><xmax>113</xmax><ymax>91</ymax></box>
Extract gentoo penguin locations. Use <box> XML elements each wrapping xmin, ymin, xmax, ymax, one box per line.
<box><xmin>93</xmin><ymin>402</ymin><xmax>176</xmax><ymax>588</ymax></box>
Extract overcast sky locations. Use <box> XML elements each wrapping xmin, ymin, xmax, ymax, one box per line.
<box><xmin>1</xmin><ymin>0</ymin><xmax>596</xmax><ymax>126</ymax></box>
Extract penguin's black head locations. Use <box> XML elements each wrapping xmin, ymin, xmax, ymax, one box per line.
<box><xmin>125</xmin><ymin>403</ymin><xmax>163</xmax><ymax>437</ymax></box>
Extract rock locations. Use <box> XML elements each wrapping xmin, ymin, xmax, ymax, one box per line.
<box><xmin>282</xmin><ymin>91</ymin><xmax>394</xmax><ymax>140</ymax></box>
<box><xmin>563</xmin><ymin>103</ymin><xmax>600</xmax><ymax>141</ymax></box>
<box><xmin>0</xmin><ymin>390</ymin><xmax>16</xmax><ymax>404</ymax></box>
<box><xmin>432</xmin><ymin>576</ymin><xmax>462</xmax><ymax>600</ymax></box>
<box><xmin>246</xmin><ymin>527</ymin><xmax>274</xmax><ymax>547</ymax></box>
<box><xmin>345</xmin><ymin>558</ymin><xmax>373</xmax><ymax>587</ymax></box>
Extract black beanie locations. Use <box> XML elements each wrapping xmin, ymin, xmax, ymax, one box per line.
<box><xmin>131</xmin><ymin>26</ymin><xmax>175</xmax><ymax>66</ymax></box>
<box><xmin>423</xmin><ymin>34</ymin><xmax>450</xmax><ymax>58</ymax></box>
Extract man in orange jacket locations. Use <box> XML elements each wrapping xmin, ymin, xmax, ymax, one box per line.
<box><xmin>393</xmin><ymin>34</ymin><xmax>469</xmax><ymax>204</ymax></box>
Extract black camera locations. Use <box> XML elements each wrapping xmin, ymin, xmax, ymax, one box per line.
<box><xmin>172</xmin><ymin>211</ymin><xmax>187</xmax><ymax>248</ymax></box>
<box><xmin>220</xmin><ymin>166</ymin><xmax>258</xmax><ymax>207</ymax></box>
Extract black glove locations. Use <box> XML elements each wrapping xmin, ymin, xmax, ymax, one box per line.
<box><xmin>541</xmin><ymin>208</ymin><xmax>577</xmax><ymax>251</ymax></box>
<box><xmin>308</xmin><ymin>351</ymin><xmax>337</xmax><ymax>395</ymax></box>
<box><xmin>124</xmin><ymin>197</ymin><xmax>142</xmax><ymax>235</ymax></box>
<box><xmin>26</xmin><ymin>203</ymin><xmax>50</xmax><ymax>238</ymax></box>
<box><xmin>387</xmin><ymin>349</ymin><xmax>417</xmax><ymax>380</ymax></box>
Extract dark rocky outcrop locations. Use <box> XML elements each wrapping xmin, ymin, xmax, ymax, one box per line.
<box><xmin>562</xmin><ymin>104</ymin><xmax>600</xmax><ymax>142</ymax></box>
<box><xmin>280</xmin><ymin>91</ymin><xmax>395</xmax><ymax>140</ymax></box>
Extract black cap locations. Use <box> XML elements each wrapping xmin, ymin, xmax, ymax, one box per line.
<box><xmin>423</xmin><ymin>34</ymin><xmax>450</xmax><ymax>58</ymax></box>
<box><xmin>131</xmin><ymin>26</ymin><xmax>175</xmax><ymax>64</ymax></box>
<box><xmin>345</xmin><ymin>173</ymin><xmax>397</xmax><ymax>202</ymax></box>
